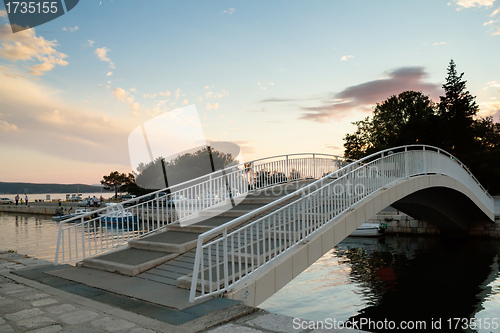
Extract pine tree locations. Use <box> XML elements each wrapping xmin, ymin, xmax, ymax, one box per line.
<box><xmin>438</xmin><ymin>59</ymin><xmax>479</xmax><ymax>156</ymax></box>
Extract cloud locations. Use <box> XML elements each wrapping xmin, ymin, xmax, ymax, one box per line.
<box><xmin>84</xmin><ymin>40</ymin><xmax>95</xmax><ymax>47</ymax></box>
<box><xmin>0</xmin><ymin>10</ymin><xmax>7</xmax><ymax>17</ymax></box>
<box><xmin>341</xmin><ymin>55</ymin><xmax>354</xmax><ymax>61</ymax></box>
<box><xmin>244</xmin><ymin>108</ymin><xmax>267</xmax><ymax>113</ymax></box>
<box><xmin>206</xmin><ymin>89</ymin><xmax>229</xmax><ymax>99</ymax></box>
<box><xmin>113</xmin><ymin>87</ymin><xmax>141</xmax><ymax>116</ymax></box>
<box><xmin>0</xmin><ymin>24</ymin><xmax>68</xmax><ymax>75</ymax></box>
<box><xmin>62</xmin><ymin>26</ymin><xmax>79</xmax><ymax>32</ymax></box>
<box><xmin>0</xmin><ymin>119</ymin><xmax>18</xmax><ymax>132</ymax></box>
<box><xmin>300</xmin><ymin>66</ymin><xmax>442</xmax><ymax>122</ymax></box>
<box><xmin>0</xmin><ymin>71</ymin><xmax>132</xmax><ymax>166</ymax></box>
<box><xmin>492</xmin><ymin>26</ymin><xmax>500</xmax><ymax>35</ymax></box>
<box><xmin>452</xmin><ymin>0</ymin><xmax>496</xmax><ymax>9</ymax></box>
<box><xmin>433</xmin><ymin>41</ymin><xmax>448</xmax><ymax>46</ymax></box>
<box><xmin>95</xmin><ymin>47</ymin><xmax>115</xmax><ymax>69</ymax></box>
<box><xmin>478</xmin><ymin>99</ymin><xmax>500</xmax><ymax>117</ymax></box>
<box><xmin>222</xmin><ymin>8</ymin><xmax>235</xmax><ymax>15</ymax></box>
<box><xmin>206</xmin><ymin>102</ymin><xmax>219</xmax><ymax>110</ymax></box>
<box><xmin>492</xmin><ymin>6</ymin><xmax>500</xmax><ymax>15</ymax></box>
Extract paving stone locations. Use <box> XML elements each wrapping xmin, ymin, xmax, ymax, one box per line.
<box><xmin>0</xmin><ymin>301</ymin><xmax>32</xmax><ymax>314</ymax></box>
<box><xmin>207</xmin><ymin>323</ymin><xmax>265</xmax><ymax>333</ymax></box>
<box><xmin>21</xmin><ymin>293</ymin><xmax>50</xmax><ymax>301</ymax></box>
<box><xmin>46</xmin><ymin>304</ymin><xmax>78</xmax><ymax>315</ymax></box>
<box><xmin>245</xmin><ymin>313</ymin><xmax>300</xmax><ymax>333</ymax></box>
<box><xmin>17</xmin><ymin>316</ymin><xmax>56</xmax><ymax>329</ymax></box>
<box><xmin>59</xmin><ymin>310</ymin><xmax>100</xmax><ymax>325</ymax></box>
<box><xmin>0</xmin><ymin>283</ymin><xmax>30</xmax><ymax>294</ymax></box>
<box><xmin>27</xmin><ymin>324</ymin><xmax>63</xmax><ymax>333</ymax></box>
<box><xmin>0</xmin><ymin>297</ymin><xmax>15</xmax><ymax>306</ymax></box>
<box><xmin>5</xmin><ymin>308</ymin><xmax>44</xmax><ymax>321</ymax></box>
<box><xmin>31</xmin><ymin>298</ymin><xmax>59</xmax><ymax>307</ymax></box>
<box><xmin>61</xmin><ymin>326</ymin><xmax>99</xmax><ymax>333</ymax></box>
<box><xmin>129</xmin><ymin>328</ymin><xmax>157</xmax><ymax>333</ymax></box>
<box><xmin>0</xmin><ymin>324</ymin><xmax>15</xmax><ymax>333</ymax></box>
<box><xmin>3</xmin><ymin>287</ymin><xmax>33</xmax><ymax>295</ymax></box>
<box><xmin>90</xmin><ymin>316</ymin><xmax>136</xmax><ymax>332</ymax></box>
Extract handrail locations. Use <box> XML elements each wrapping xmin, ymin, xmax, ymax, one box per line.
<box><xmin>189</xmin><ymin>145</ymin><xmax>494</xmax><ymax>302</ymax></box>
<box><xmin>54</xmin><ymin>152</ymin><xmax>349</xmax><ymax>263</ymax></box>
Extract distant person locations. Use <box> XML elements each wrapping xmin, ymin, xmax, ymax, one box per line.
<box><xmin>93</xmin><ymin>196</ymin><xmax>98</xmax><ymax>207</ymax></box>
<box><xmin>25</xmin><ymin>195</ymin><xmax>28</xmax><ymax>205</ymax></box>
<box><xmin>15</xmin><ymin>195</ymin><xmax>19</xmax><ymax>205</ymax></box>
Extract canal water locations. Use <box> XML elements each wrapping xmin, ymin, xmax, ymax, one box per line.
<box><xmin>1</xmin><ymin>211</ymin><xmax>500</xmax><ymax>332</ymax></box>
<box><xmin>260</xmin><ymin>235</ymin><xmax>500</xmax><ymax>332</ymax></box>
<box><xmin>0</xmin><ymin>212</ymin><xmax>59</xmax><ymax>261</ymax></box>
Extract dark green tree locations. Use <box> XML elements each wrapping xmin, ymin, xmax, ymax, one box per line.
<box><xmin>437</xmin><ymin>59</ymin><xmax>479</xmax><ymax>157</ymax></box>
<box><xmin>343</xmin><ymin>91</ymin><xmax>437</xmax><ymax>159</ymax></box>
<box><xmin>101</xmin><ymin>171</ymin><xmax>135</xmax><ymax>198</ymax></box>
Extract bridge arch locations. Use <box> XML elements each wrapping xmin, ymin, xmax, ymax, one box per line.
<box><xmin>190</xmin><ymin>145</ymin><xmax>495</xmax><ymax>305</ymax></box>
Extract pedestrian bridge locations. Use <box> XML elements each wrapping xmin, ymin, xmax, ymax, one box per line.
<box><xmin>54</xmin><ymin>145</ymin><xmax>495</xmax><ymax>307</ymax></box>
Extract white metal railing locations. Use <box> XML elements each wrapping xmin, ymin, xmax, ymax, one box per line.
<box><xmin>54</xmin><ymin>153</ymin><xmax>350</xmax><ymax>264</ymax></box>
<box><xmin>189</xmin><ymin>145</ymin><xmax>494</xmax><ymax>302</ymax></box>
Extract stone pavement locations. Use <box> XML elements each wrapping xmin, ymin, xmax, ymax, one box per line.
<box><xmin>0</xmin><ymin>251</ymin><xmax>365</xmax><ymax>332</ymax></box>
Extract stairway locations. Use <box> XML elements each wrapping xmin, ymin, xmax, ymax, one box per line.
<box><xmin>78</xmin><ymin>181</ymin><xmax>314</xmax><ymax>277</ymax></box>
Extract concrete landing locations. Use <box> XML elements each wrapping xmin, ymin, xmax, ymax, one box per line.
<box><xmin>79</xmin><ymin>248</ymin><xmax>177</xmax><ymax>276</ymax></box>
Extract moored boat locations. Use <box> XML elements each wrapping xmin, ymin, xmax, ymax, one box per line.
<box><xmin>99</xmin><ymin>203</ymin><xmax>138</xmax><ymax>224</ymax></box>
<box><xmin>52</xmin><ymin>209</ymin><xmax>93</xmax><ymax>222</ymax></box>
<box><xmin>350</xmin><ymin>222</ymin><xmax>387</xmax><ymax>237</ymax></box>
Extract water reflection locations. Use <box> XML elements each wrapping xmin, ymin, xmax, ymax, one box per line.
<box><xmin>336</xmin><ymin>236</ymin><xmax>500</xmax><ymax>332</ymax></box>
<box><xmin>0</xmin><ymin>212</ymin><xmax>60</xmax><ymax>261</ymax></box>
<box><xmin>260</xmin><ymin>235</ymin><xmax>500</xmax><ymax>333</ymax></box>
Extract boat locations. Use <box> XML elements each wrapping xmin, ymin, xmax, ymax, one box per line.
<box><xmin>99</xmin><ymin>203</ymin><xmax>138</xmax><ymax>224</ymax></box>
<box><xmin>52</xmin><ymin>209</ymin><xmax>92</xmax><ymax>222</ymax></box>
<box><xmin>350</xmin><ymin>222</ymin><xmax>387</xmax><ymax>237</ymax></box>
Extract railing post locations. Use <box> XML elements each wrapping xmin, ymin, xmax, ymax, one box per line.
<box><xmin>404</xmin><ymin>147</ymin><xmax>409</xmax><ymax>178</ymax></box>
<box><xmin>423</xmin><ymin>147</ymin><xmax>427</xmax><ymax>173</ymax></box>
<box><xmin>223</xmin><ymin>229</ymin><xmax>229</xmax><ymax>290</ymax></box>
<box><xmin>286</xmin><ymin>155</ymin><xmax>290</xmax><ymax>183</ymax></box>
<box><xmin>313</xmin><ymin>154</ymin><xmax>316</xmax><ymax>179</ymax></box>
<box><xmin>55</xmin><ymin>222</ymin><xmax>63</xmax><ymax>264</ymax></box>
<box><xmin>190</xmin><ymin>237</ymin><xmax>204</xmax><ymax>302</ymax></box>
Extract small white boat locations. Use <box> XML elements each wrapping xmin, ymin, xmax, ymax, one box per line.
<box><xmin>52</xmin><ymin>209</ymin><xmax>92</xmax><ymax>222</ymax></box>
<box><xmin>350</xmin><ymin>223</ymin><xmax>387</xmax><ymax>237</ymax></box>
<box><xmin>99</xmin><ymin>204</ymin><xmax>138</xmax><ymax>224</ymax></box>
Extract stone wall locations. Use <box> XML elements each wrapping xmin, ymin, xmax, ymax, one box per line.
<box><xmin>367</xmin><ymin>213</ymin><xmax>500</xmax><ymax>238</ymax></box>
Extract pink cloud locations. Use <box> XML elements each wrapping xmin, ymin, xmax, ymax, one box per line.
<box><xmin>300</xmin><ymin>67</ymin><xmax>442</xmax><ymax>122</ymax></box>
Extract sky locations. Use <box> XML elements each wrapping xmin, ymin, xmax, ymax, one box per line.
<box><xmin>0</xmin><ymin>0</ymin><xmax>499</xmax><ymax>185</ymax></box>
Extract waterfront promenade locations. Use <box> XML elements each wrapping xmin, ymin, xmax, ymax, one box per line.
<box><xmin>0</xmin><ymin>251</ymin><xmax>364</xmax><ymax>333</ymax></box>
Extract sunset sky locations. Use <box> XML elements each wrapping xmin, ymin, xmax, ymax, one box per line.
<box><xmin>1</xmin><ymin>0</ymin><xmax>499</xmax><ymax>185</ymax></box>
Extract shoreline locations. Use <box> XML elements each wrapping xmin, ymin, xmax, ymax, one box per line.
<box><xmin>0</xmin><ymin>202</ymin><xmax>101</xmax><ymax>216</ymax></box>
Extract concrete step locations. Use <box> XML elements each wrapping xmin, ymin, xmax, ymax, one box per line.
<box><xmin>167</xmin><ymin>216</ymin><xmax>234</xmax><ymax>233</ymax></box>
<box><xmin>79</xmin><ymin>248</ymin><xmax>177</xmax><ymax>276</ymax></box>
<box><xmin>199</xmin><ymin>204</ymin><xmax>266</xmax><ymax>217</ymax></box>
<box><xmin>129</xmin><ymin>230</ymin><xmax>201</xmax><ymax>253</ymax></box>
